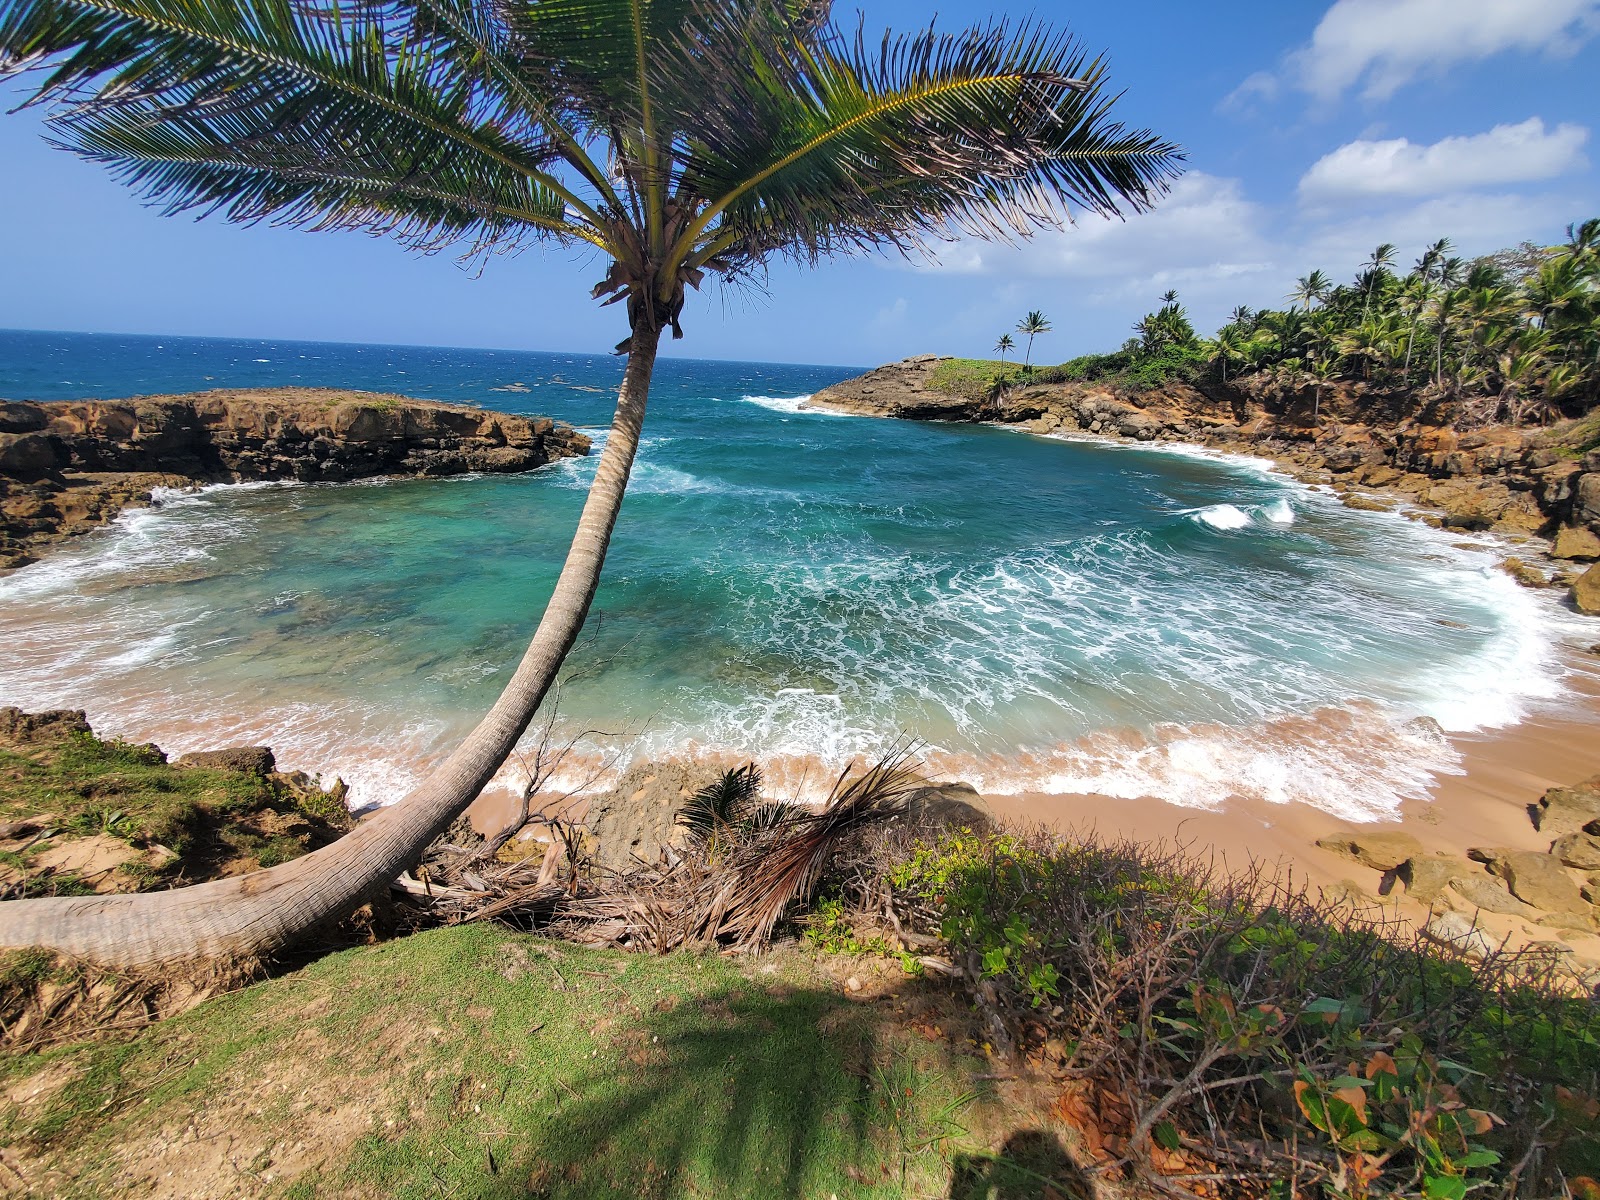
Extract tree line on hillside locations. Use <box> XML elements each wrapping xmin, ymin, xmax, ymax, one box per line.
<box><xmin>1012</xmin><ymin>218</ymin><xmax>1600</xmax><ymax>426</ymax></box>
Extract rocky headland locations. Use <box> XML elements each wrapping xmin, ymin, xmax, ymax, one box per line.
<box><xmin>811</xmin><ymin>356</ymin><xmax>1600</xmax><ymax>610</ymax></box>
<box><xmin>0</xmin><ymin>387</ymin><xmax>590</xmax><ymax>569</ymax></box>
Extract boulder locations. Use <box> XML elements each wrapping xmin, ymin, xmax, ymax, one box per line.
<box><xmin>1534</xmin><ymin>779</ymin><xmax>1600</xmax><ymax>837</ymax></box>
<box><xmin>1500</xmin><ymin>557</ymin><xmax>1549</xmax><ymax>588</ymax></box>
<box><xmin>903</xmin><ymin>781</ymin><xmax>993</xmax><ymax>834</ymax></box>
<box><xmin>1401</xmin><ymin>853</ymin><xmax>1470</xmax><ymax>904</ymax></box>
<box><xmin>1315</xmin><ymin>830</ymin><xmax>1422</xmax><ymax>872</ymax></box>
<box><xmin>1552</xmin><ymin>525</ymin><xmax>1600</xmax><ymax>561</ymax></box>
<box><xmin>1551</xmin><ymin>833</ymin><xmax>1600</xmax><ymax>871</ymax></box>
<box><xmin>0</xmin><ymin>707</ymin><xmax>93</xmax><ymax>743</ymax></box>
<box><xmin>180</xmin><ymin>745</ymin><xmax>277</xmax><ymax>776</ymax></box>
<box><xmin>1445</xmin><ymin>874</ymin><xmax>1540</xmax><ymax>920</ymax></box>
<box><xmin>0</xmin><ymin>432</ymin><xmax>61</xmax><ymax>477</ymax></box>
<box><xmin>1574</xmin><ymin>563</ymin><xmax>1600</xmax><ymax>615</ymax></box>
<box><xmin>1577</xmin><ymin>472</ymin><xmax>1600</xmax><ymax>526</ymax></box>
<box><xmin>583</xmin><ymin>759</ymin><xmax>726</xmax><ymax>872</ymax></box>
<box><xmin>1422</xmin><ymin>912</ymin><xmax>1495</xmax><ymax>959</ymax></box>
<box><xmin>1471</xmin><ymin>847</ymin><xmax>1588</xmax><ymax>914</ymax></box>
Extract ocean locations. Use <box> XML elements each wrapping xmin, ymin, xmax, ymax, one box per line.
<box><xmin>0</xmin><ymin>328</ymin><xmax>1586</xmax><ymax>820</ymax></box>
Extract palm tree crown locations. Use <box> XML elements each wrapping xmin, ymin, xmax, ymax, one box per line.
<box><xmin>995</xmin><ymin>332</ymin><xmax>1016</xmax><ymax>364</ymax></box>
<box><xmin>1017</xmin><ymin>308</ymin><xmax>1052</xmax><ymax>365</ymax></box>
<box><xmin>0</xmin><ymin>0</ymin><xmax>1183</xmax><ymax>350</ymax></box>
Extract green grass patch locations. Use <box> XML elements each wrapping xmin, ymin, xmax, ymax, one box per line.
<box><xmin>925</xmin><ymin>358</ymin><xmax>1028</xmax><ymax>402</ymax></box>
<box><xmin>0</xmin><ymin>726</ymin><xmax>350</xmax><ymax>889</ymax></box>
<box><xmin>0</xmin><ymin>924</ymin><xmax>1003</xmax><ymax>1199</ymax></box>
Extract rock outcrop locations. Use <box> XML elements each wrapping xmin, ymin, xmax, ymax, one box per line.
<box><xmin>0</xmin><ymin>387</ymin><xmax>590</xmax><ymax>568</ymax></box>
<box><xmin>809</xmin><ymin>358</ymin><xmax>1600</xmax><ymax>586</ymax></box>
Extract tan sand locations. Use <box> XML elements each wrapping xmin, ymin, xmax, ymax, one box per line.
<box><xmin>981</xmin><ymin>646</ymin><xmax>1600</xmax><ymax>961</ymax></box>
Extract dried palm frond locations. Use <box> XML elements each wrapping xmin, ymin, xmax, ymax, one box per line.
<box><xmin>404</xmin><ymin>743</ymin><xmax>928</xmax><ymax>955</ymax></box>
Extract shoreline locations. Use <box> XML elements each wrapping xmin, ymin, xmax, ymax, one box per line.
<box><xmin>5</xmin><ymin>384</ymin><xmax>1600</xmax><ymax>962</ymax></box>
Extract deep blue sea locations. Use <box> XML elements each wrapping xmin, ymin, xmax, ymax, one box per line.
<box><xmin>0</xmin><ymin>328</ymin><xmax>1584</xmax><ymax>819</ymax></box>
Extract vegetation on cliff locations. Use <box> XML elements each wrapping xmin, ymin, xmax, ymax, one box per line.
<box><xmin>952</xmin><ymin>219</ymin><xmax>1600</xmax><ymax>428</ymax></box>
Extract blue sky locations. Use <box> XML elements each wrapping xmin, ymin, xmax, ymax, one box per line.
<box><xmin>1</xmin><ymin>0</ymin><xmax>1597</xmax><ymax>368</ymax></box>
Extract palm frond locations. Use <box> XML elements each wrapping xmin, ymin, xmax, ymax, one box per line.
<box><xmin>666</xmin><ymin>17</ymin><xmax>1184</xmax><ymax>270</ymax></box>
<box><xmin>676</xmin><ymin>761</ymin><xmax>762</xmax><ymax>840</ymax></box>
<box><xmin>0</xmin><ymin>0</ymin><xmax>601</xmax><ymax>249</ymax></box>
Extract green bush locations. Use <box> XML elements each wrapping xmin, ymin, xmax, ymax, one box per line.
<box><xmin>881</xmin><ymin>830</ymin><xmax>1600</xmax><ymax>1196</ymax></box>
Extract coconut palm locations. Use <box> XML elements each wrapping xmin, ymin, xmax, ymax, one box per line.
<box><xmin>1288</xmin><ymin>270</ymin><xmax>1332</xmax><ymax>311</ymax></box>
<box><xmin>995</xmin><ymin>333</ymin><xmax>1016</xmax><ymax>366</ymax></box>
<box><xmin>1360</xmin><ymin>243</ymin><xmax>1396</xmax><ymax>321</ymax></box>
<box><xmin>0</xmin><ymin>0</ymin><xmax>1181</xmax><ymax>966</ymax></box>
<box><xmin>1017</xmin><ymin>309</ymin><xmax>1053</xmax><ymax>366</ymax></box>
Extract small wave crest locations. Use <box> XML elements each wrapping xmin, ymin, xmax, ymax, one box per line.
<box><xmin>1191</xmin><ymin>503</ymin><xmax>1252</xmax><ymax>530</ymax></box>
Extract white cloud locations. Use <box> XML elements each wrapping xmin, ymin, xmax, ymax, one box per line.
<box><xmin>1299</xmin><ymin>118</ymin><xmax>1589</xmax><ymax>202</ymax></box>
<box><xmin>918</xmin><ymin>173</ymin><xmax>1276</xmax><ymax>296</ymax></box>
<box><xmin>1246</xmin><ymin>0</ymin><xmax>1600</xmax><ymax>104</ymax></box>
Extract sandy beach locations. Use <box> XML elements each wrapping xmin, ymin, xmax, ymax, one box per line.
<box><xmin>981</xmin><ymin>644</ymin><xmax>1600</xmax><ymax>960</ymax></box>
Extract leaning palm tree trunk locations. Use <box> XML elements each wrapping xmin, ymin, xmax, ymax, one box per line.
<box><xmin>0</xmin><ymin>0</ymin><xmax>1179</xmax><ymax>968</ymax></box>
<box><xmin>0</xmin><ymin>325</ymin><xmax>660</xmax><ymax>967</ymax></box>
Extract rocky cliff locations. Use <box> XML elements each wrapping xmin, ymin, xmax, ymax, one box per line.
<box><xmin>0</xmin><ymin>387</ymin><xmax>590</xmax><ymax>569</ymax></box>
<box><xmin>811</xmin><ymin>358</ymin><xmax>1600</xmax><ymax>608</ymax></box>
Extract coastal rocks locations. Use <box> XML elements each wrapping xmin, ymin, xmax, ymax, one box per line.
<box><xmin>0</xmin><ymin>706</ymin><xmax>92</xmax><ymax>742</ymax></box>
<box><xmin>903</xmin><ymin>781</ymin><xmax>993</xmax><ymax>833</ymax></box>
<box><xmin>1574</xmin><ymin>563</ymin><xmax>1600</xmax><ymax>614</ymax></box>
<box><xmin>1500</xmin><ymin>557</ymin><xmax>1552</xmax><ymax>588</ymax></box>
<box><xmin>807</xmin><ymin>356</ymin><xmax>984</xmax><ymax>420</ymax></box>
<box><xmin>1470</xmin><ymin>847</ymin><xmax>1589</xmax><ymax>914</ymax></box>
<box><xmin>1422</xmin><ymin>912</ymin><xmax>1496</xmax><ymax>958</ymax></box>
<box><xmin>179</xmin><ymin>746</ymin><xmax>277</xmax><ymax>776</ymax></box>
<box><xmin>1534</xmin><ymin>778</ymin><xmax>1600</xmax><ymax>837</ymax></box>
<box><xmin>583</xmin><ymin>759</ymin><xmax>725</xmax><ymax>872</ymax></box>
<box><xmin>0</xmin><ymin>388</ymin><xmax>589</xmax><ymax>569</ymax></box>
<box><xmin>1314</xmin><ymin>830</ymin><xmax>1422</xmax><ymax>872</ymax></box>
<box><xmin>1444</xmin><ymin>875</ymin><xmax>1540</xmax><ymax>920</ymax></box>
<box><xmin>1553</xmin><ymin>525</ymin><xmax>1600</xmax><ymax>561</ymax></box>
<box><xmin>1401</xmin><ymin>853</ymin><xmax>1470</xmax><ymax>903</ymax></box>
<box><xmin>1551</xmin><ymin>833</ymin><xmax>1600</xmax><ymax>870</ymax></box>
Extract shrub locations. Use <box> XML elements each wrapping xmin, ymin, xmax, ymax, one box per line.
<box><xmin>876</xmin><ymin>829</ymin><xmax>1600</xmax><ymax>1196</ymax></box>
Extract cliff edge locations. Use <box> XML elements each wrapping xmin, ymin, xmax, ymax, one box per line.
<box><xmin>0</xmin><ymin>387</ymin><xmax>590</xmax><ymax>569</ymax></box>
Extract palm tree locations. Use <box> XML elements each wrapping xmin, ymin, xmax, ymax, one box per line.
<box><xmin>1017</xmin><ymin>310</ymin><xmax>1053</xmax><ymax>366</ymax></box>
<box><xmin>1360</xmin><ymin>243</ymin><xmax>1396</xmax><ymax>321</ymax></box>
<box><xmin>0</xmin><ymin>0</ymin><xmax>1180</xmax><ymax>966</ymax></box>
<box><xmin>1289</xmin><ymin>270</ymin><xmax>1332</xmax><ymax>311</ymax></box>
<box><xmin>995</xmin><ymin>334</ymin><xmax>1016</xmax><ymax>366</ymax></box>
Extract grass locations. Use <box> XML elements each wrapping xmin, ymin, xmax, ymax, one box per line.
<box><xmin>925</xmin><ymin>358</ymin><xmax>1028</xmax><ymax>402</ymax></box>
<box><xmin>0</xmin><ymin>923</ymin><xmax>1024</xmax><ymax>1200</ymax></box>
<box><xmin>0</xmin><ymin>725</ymin><xmax>349</xmax><ymax>891</ymax></box>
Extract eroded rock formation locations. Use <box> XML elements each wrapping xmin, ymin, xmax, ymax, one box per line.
<box><xmin>0</xmin><ymin>387</ymin><xmax>590</xmax><ymax>568</ymax></box>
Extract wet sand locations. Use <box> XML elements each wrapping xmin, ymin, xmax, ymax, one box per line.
<box><xmin>982</xmin><ymin>646</ymin><xmax>1600</xmax><ymax>960</ymax></box>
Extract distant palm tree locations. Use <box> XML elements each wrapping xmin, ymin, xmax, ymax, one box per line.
<box><xmin>1289</xmin><ymin>270</ymin><xmax>1332</xmax><ymax>311</ymax></box>
<box><xmin>1360</xmin><ymin>243</ymin><xmax>1397</xmax><ymax>321</ymax></box>
<box><xmin>0</xmin><ymin>0</ymin><xmax>1182</xmax><ymax>967</ymax></box>
<box><xmin>995</xmin><ymin>334</ymin><xmax>1016</xmax><ymax>366</ymax></box>
<box><xmin>1228</xmin><ymin>304</ymin><xmax>1254</xmax><ymax>329</ymax></box>
<box><xmin>1018</xmin><ymin>310</ymin><xmax>1053</xmax><ymax>366</ymax></box>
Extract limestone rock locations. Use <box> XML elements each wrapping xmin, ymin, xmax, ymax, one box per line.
<box><xmin>180</xmin><ymin>746</ymin><xmax>277</xmax><ymax>776</ymax></box>
<box><xmin>0</xmin><ymin>706</ymin><xmax>92</xmax><ymax>743</ymax></box>
<box><xmin>1340</xmin><ymin>492</ymin><xmax>1396</xmax><ymax>513</ymax></box>
<box><xmin>1574</xmin><ymin>563</ymin><xmax>1600</xmax><ymax>615</ymax></box>
<box><xmin>903</xmin><ymin>781</ymin><xmax>992</xmax><ymax>834</ymax></box>
<box><xmin>1402</xmin><ymin>853</ymin><xmax>1470</xmax><ymax>904</ymax></box>
<box><xmin>1471</xmin><ymin>847</ymin><xmax>1587</xmax><ymax>914</ymax></box>
<box><xmin>1552</xmin><ymin>525</ymin><xmax>1600</xmax><ymax>561</ymax></box>
<box><xmin>1</xmin><ymin>389</ymin><xmax>589</xmax><ymax>570</ymax></box>
<box><xmin>1422</xmin><ymin>912</ymin><xmax>1495</xmax><ymax>959</ymax></box>
<box><xmin>1534</xmin><ymin>779</ymin><xmax>1600</xmax><ymax>837</ymax></box>
<box><xmin>1445</xmin><ymin>874</ymin><xmax>1541</xmax><ymax>920</ymax></box>
<box><xmin>583</xmin><ymin>759</ymin><xmax>726</xmax><ymax>872</ymax></box>
<box><xmin>1551</xmin><ymin>833</ymin><xmax>1600</xmax><ymax>870</ymax></box>
<box><xmin>1500</xmin><ymin>557</ymin><xmax>1550</xmax><ymax>588</ymax></box>
<box><xmin>1315</xmin><ymin>830</ymin><xmax>1422</xmax><ymax>872</ymax></box>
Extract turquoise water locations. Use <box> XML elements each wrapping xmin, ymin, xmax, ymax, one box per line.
<box><xmin>0</xmin><ymin>330</ymin><xmax>1581</xmax><ymax>819</ymax></box>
